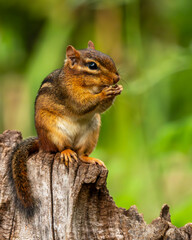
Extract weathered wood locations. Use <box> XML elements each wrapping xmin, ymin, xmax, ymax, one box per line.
<box><xmin>0</xmin><ymin>130</ymin><xmax>192</xmax><ymax>240</ymax></box>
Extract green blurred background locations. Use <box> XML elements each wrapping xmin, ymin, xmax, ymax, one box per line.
<box><xmin>1</xmin><ymin>0</ymin><xmax>192</xmax><ymax>226</ymax></box>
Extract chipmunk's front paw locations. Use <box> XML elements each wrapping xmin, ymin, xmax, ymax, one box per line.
<box><xmin>101</xmin><ymin>85</ymin><xmax>123</xmax><ymax>99</ymax></box>
<box><xmin>80</xmin><ymin>155</ymin><xmax>106</xmax><ymax>168</ymax></box>
<box><xmin>60</xmin><ymin>149</ymin><xmax>78</xmax><ymax>167</ymax></box>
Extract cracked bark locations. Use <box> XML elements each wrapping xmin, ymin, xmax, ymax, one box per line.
<box><xmin>0</xmin><ymin>130</ymin><xmax>192</xmax><ymax>240</ymax></box>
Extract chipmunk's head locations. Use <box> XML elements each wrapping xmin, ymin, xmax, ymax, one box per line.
<box><xmin>64</xmin><ymin>41</ymin><xmax>120</xmax><ymax>93</ymax></box>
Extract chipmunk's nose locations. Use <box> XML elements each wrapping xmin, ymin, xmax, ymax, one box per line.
<box><xmin>113</xmin><ymin>72</ymin><xmax>120</xmax><ymax>84</ymax></box>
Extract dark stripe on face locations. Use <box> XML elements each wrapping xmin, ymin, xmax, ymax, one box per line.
<box><xmin>80</xmin><ymin>49</ymin><xmax>116</xmax><ymax>73</ymax></box>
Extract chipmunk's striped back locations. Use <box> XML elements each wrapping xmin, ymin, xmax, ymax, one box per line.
<box><xmin>9</xmin><ymin>41</ymin><xmax>122</xmax><ymax>218</ymax></box>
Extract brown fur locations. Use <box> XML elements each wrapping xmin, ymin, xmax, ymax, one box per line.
<box><xmin>10</xmin><ymin>41</ymin><xmax>123</xmax><ymax>217</ymax></box>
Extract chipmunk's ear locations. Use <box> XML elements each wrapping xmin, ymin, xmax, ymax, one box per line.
<box><xmin>66</xmin><ymin>45</ymin><xmax>80</xmax><ymax>65</ymax></box>
<box><xmin>88</xmin><ymin>40</ymin><xmax>95</xmax><ymax>50</ymax></box>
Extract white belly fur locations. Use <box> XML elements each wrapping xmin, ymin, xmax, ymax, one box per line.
<box><xmin>56</xmin><ymin>115</ymin><xmax>100</xmax><ymax>148</ymax></box>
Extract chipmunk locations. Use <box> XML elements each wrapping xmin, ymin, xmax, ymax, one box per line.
<box><xmin>9</xmin><ymin>41</ymin><xmax>123</xmax><ymax>217</ymax></box>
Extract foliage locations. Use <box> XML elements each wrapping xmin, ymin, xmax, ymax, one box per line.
<box><xmin>0</xmin><ymin>0</ymin><xmax>192</xmax><ymax>226</ymax></box>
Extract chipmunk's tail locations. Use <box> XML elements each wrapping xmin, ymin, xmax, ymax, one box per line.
<box><xmin>9</xmin><ymin>137</ymin><xmax>39</xmax><ymax>218</ymax></box>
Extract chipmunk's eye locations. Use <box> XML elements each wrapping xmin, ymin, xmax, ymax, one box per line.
<box><xmin>87</xmin><ymin>62</ymin><xmax>98</xmax><ymax>70</ymax></box>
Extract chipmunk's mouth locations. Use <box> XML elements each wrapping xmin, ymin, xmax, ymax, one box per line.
<box><xmin>101</xmin><ymin>74</ymin><xmax>120</xmax><ymax>88</ymax></box>
<box><xmin>102</xmin><ymin>84</ymin><xmax>119</xmax><ymax>88</ymax></box>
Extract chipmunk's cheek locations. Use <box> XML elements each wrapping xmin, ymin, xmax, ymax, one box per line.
<box><xmin>92</xmin><ymin>85</ymin><xmax>105</xmax><ymax>94</ymax></box>
<box><xmin>92</xmin><ymin>86</ymin><xmax>100</xmax><ymax>94</ymax></box>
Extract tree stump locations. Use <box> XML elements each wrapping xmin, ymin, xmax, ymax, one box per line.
<box><xmin>0</xmin><ymin>130</ymin><xmax>192</xmax><ymax>240</ymax></box>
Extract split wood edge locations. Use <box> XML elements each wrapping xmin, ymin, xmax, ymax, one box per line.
<box><xmin>0</xmin><ymin>130</ymin><xmax>192</xmax><ymax>240</ymax></box>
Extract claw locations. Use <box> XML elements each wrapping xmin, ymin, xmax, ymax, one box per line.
<box><xmin>102</xmin><ymin>84</ymin><xmax>123</xmax><ymax>99</ymax></box>
<box><xmin>80</xmin><ymin>155</ymin><xmax>106</xmax><ymax>168</ymax></box>
<box><xmin>60</xmin><ymin>149</ymin><xmax>78</xmax><ymax>167</ymax></box>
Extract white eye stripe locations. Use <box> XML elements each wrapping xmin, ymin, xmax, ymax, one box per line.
<box><xmin>65</xmin><ymin>57</ymin><xmax>113</xmax><ymax>75</ymax></box>
<box><xmin>84</xmin><ymin>59</ymin><xmax>112</xmax><ymax>74</ymax></box>
<box><xmin>84</xmin><ymin>58</ymin><xmax>98</xmax><ymax>64</ymax></box>
<box><xmin>72</xmin><ymin>64</ymin><xmax>99</xmax><ymax>74</ymax></box>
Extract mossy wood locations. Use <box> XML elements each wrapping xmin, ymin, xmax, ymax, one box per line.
<box><xmin>0</xmin><ymin>130</ymin><xmax>191</xmax><ymax>240</ymax></box>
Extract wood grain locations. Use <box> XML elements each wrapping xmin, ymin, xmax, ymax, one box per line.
<box><xmin>0</xmin><ymin>130</ymin><xmax>192</xmax><ymax>239</ymax></box>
